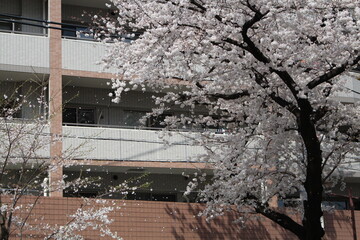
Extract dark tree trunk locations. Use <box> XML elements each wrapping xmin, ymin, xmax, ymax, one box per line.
<box><xmin>298</xmin><ymin>101</ymin><xmax>325</xmax><ymax>240</ymax></box>
<box><xmin>0</xmin><ymin>214</ymin><xmax>9</xmax><ymax>240</ymax></box>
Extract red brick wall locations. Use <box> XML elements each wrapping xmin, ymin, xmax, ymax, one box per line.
<box><xmin>3</xmin><ymin>196</ymin><xmax>358</xmax><ymax>239</ymax></box>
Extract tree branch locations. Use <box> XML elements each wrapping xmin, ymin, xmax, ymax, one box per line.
<box><xmin>256</xmin><ymin>205</ymin><xmax>305</xmax><ymax>239</ymax></box>
<box><xmin>307</xmin><ymin>55</ymin><xmax>360</xmax><ymax>89</ymax></box>
<box><xmin>195</xmin><ymin>81</ymin><xmax>250</xmax><ymax>100</ymax></box>
<box><xmin>189</xmin><ymin>0</ymin><xmax>206</xmax><ymax>13</ymax></box>
<box><xmin>241</xmin><ymin>8</ymin><xmax>270</xmax><ymax>64</ymax></box>
<box><xmin>208</xmin><ymin>91</ymin><xmax>250</xmax><ymax>100</ymax></box>
<box><xmin>237</xmin><ymin>4</ymin><xmax>302</xmax><ymax>102</ymax></box>
<box><xmin>269</xmin><ymin>69</ymin><xmax>301</xmax><ymax>102</ymax></box>
<box><xmin>253</xmin><ymin>70</ymin><xmax>300</xmax><ymax>116</ymax></box>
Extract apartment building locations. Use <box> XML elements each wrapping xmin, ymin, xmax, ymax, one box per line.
<box><xmin>1</xmin><ymin>0</ymin><xmax>360</xmax><ymax>238</ymax></box>
<box><xmin>1</xmin><ymin>0</ymin><xmax>360</xmax><ymax>204</ymax></box>
<box><xmin>0</xmin><ymin>0</ymin><xmax>213</xmax><ymax>203</ymax></box>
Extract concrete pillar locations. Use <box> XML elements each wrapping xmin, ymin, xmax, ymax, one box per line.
<box><xmin>48</xmin><ymin>0</ymin><xmax>63</xmax><ymax>197</ymax></box>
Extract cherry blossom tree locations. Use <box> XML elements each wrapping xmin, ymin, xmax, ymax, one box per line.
<box><xmin>99</xmin><ymin>1</ymin><xmax>360</xmax><ymax>239</ymax></box>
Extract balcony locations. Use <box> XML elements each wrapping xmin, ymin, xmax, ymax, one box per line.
<box><xmin>0</xmin><ymin>32</ymin><xmax>49</xmax><ymax>73</ymax></box>
<box><xmin>63</xmin><ymin>125</ymin><xmax>206</xmax><ymax>162</ymax></box>
<box><xmin>340</xmin><ymin>153</ymin><xmax>360</xmax><ymax>179</ymax></box>
<box><xmin>0</xmin><ymin>120</ymin><xmax>50</xmax><ymax>159</ymax></box>
<box><xmin>0</xmin><ymin>0</ymin><xmax>49</xmax><ymax>73</ymax></box>
<box><xmin>333</xmin><ymin>73</ymin><xmax>360</xmax><ymax>103</ymax></box>
<box><xmin>62</xmin><ymin>38</ymin><xmax>114</xmax><ymax>73</ymax></box>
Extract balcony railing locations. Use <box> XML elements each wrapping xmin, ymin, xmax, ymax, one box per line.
<box><xmin>0</xmin><ymin>14</ymin><xmax>93</xmax><ymax>37</ymax></box>
<box><xmin>62</xmin><ymin>121</ymin><xmax>227</xmax><ymax>134</ymax></box>
<box><xmin>62</xmin><ymin>125</ymin><xmax>206</xmax><ymax>162</ymax></box>
<box><xmin>0</xmin><ymin>13</ymin><xmax>47</xmax><ymax>36</ymax></box>
<box><xmin>0</xmin><ymin>13</ymin><xmax>140</xmax><ymax>41</ymax></box>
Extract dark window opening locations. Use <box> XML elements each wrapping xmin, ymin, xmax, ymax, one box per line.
<box><xmin>200</xmin><ymin>116</ymin><xmax>228</xmax><ymax>133</ymax></box>
<box><xmin>64</xmin><ymin>190</ymin><xmax>99</xmax><ymax>198</ymax></box>
<box><xmin>63</xmin><ymin>107</ymin><xmax>77</xmax><ymax>123</ymax></box>
<box><xmin>123</xmin><ymin>110</ymin><xmax>146</xmax><ymax>127</ymax></box>
<box><xmin>148</xmin><ymin>113</ymin><xmax>172</xmax><ymax>128</ymax></box>
<box><xmin>62</xmin><ymin>22</ymin><xmax>93</xmax><ymax>39</ymax></box>
<box><xmin>126</xmin><ymin>192</ymin><xmax>176</xmax><ymax>202</ymax></box>
<box><xmin>123</xmin><ymin>111</ymin><xmax>172</xmax><ymax>128</ymax></box>
<box><xmin>0</xmin><ymin>18</ymin><xmax>21</xmax><ymax>32</ymax></box>
<box><xmin>152</xmin><ymin>193</ymin><xmax>176</xmax><ymax>202</ymax></box>
<box><xmin>78</xmin><ymin>108</ymin><xmax>95</xmax><ymax>124</ymax></box>
<box><xmin>0</xmin><ymin>101</ymin><xmax>21</xmax><ymax>118</ymax></box>
<box><xmin>0</xmin><ymin>20</ymin><xmax>12</xmax><ymax>31</ymax></box>
<box><xmin>322</xmin><ymin>200</ymin><xmax>347</xmax><ymax>210</ymax></box>
<box><xmin>0</xmin><ymin>0</ymin><xmax>46</xmax><ymax>34</ymax></box>
<box><xmin>62</xmin><ymin>24</ymin><xmax>76</xmax><ymax>37</ymax></box>
<box><xmin>63</xmin><ymin>107</ymin><xmax>95</xmax><ymax>125</ymax></box>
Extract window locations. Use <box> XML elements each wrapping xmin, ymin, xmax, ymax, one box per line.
<box><xmin>198</xmin><ymin>115</ymin><xmax>228</xmax><ymax>133</ymax></box>
<box><xmin>152</xmin><ymin>193</ymin><xmax>176</xmax><ymax>202</ymax></box>
<box><xmin>63</xmin><ymin>107</ymin><xmax>77</xmax><ymax>123</ymax></box>
<box><xmin>148</xmin><ymin>113</ymin><xmax>172</xmax><ymax>128</ymax></box>
<box><xmin>0</xmin><ymin>20</ymin><xmax>12</xmax><ymax>31</ymax></box>
<box><xmin>126</xmin><ymin>191</ymin><xmax>176</xmax><ymax>202</ymax></box>
<box><xmin>322</xmin><ymin>201</ymin><xmax>347</xmax><ymax>210</ymax></box>
<box><xmin>0</xmin><ymin>0</ymin><xmax>21</xmax><ymax>32</ymax></box>
<box><xmin>64</xmin><ymin>189</ymin><xmax>99</xmax><ymax>198</ymax></box>
<box><xmin>0</xmin><ymin>99</ymin><xmax>21</xmax><ymax>118</ymax></box>
<box><xmin>61</xmin><ymin>25</ymin><xmax>76</xmax><ymax>37</ymax></box>
<box><xmin>62</xmin><ymin>26</ymin><xmax>92</xmax><ymax>39</ymax></box>
<box><xmin>78</xmin><ymin>108</ymin><xmax>95</xmax><ymax>124</ymax></box>
<box><xmin>123</xmin><ymin>110</ymin><xmax>146</xmax><ymax>127</ymax></box>
<box><xmin>123</xmin><ymin>111</ymin><xmax>172</xmax><ymax>128</ymax></box>
<box><xmin>63</xmin><ymin>107</ymin><xmax>95</xmax><ymax>125</ymax></box>
<box><xmin>62</xmin><ymin>21</ymin><xmax>93</xmax><ymax>39</ymax></box>
<box><xmin>0</xmin><ymin>0</ymin><xmax>21</xmax><ymax>15</ymax></box>
<box><xmin>0</xmin><ymin>17</ymin><xmax>22</xmax><ymax>32</ymax></box>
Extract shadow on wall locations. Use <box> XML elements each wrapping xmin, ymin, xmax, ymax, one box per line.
<box><xmin>323</xmin><ymin>210</ymin><xmax>354</xmax><ymax>240</ymax></box>
<box><xmin>164</xmin><ymin>203</ymin><xmax>358</xmax><ymax>240</ymax></box>
<box><xmin>164</xmin><ymin>203</ymin><xmax>296</xmax><ymax>240</ymax></box>
<box><xmin>4</xmin><ymin>195</ymin><xmax>358</xmax><ymax>239</ymax></box>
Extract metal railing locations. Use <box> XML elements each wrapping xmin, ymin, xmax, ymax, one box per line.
<box><xmin>0</xmin><ymin>188</ymin><xmax>42</xmax><ymax>196</ymax></box>
<box><xmin>0</xmin><ymin>13</ymin><xmax>79</xmax><ymax>35</ymax></box>
<box><xmin>0</xmin><ymin>13</ymin><xmax>141</xmax><ymax>41</ymax></box>
<box><xmin>62</xmin><ymin>121</ymin><xmax>228</xmax><ymax>134</ymax></box>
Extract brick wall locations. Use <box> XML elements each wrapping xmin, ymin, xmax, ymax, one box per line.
<box><xmin>3</xmin><ymin>196</ymin><xmax>358</xmax><ymax>239</ymax></box>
